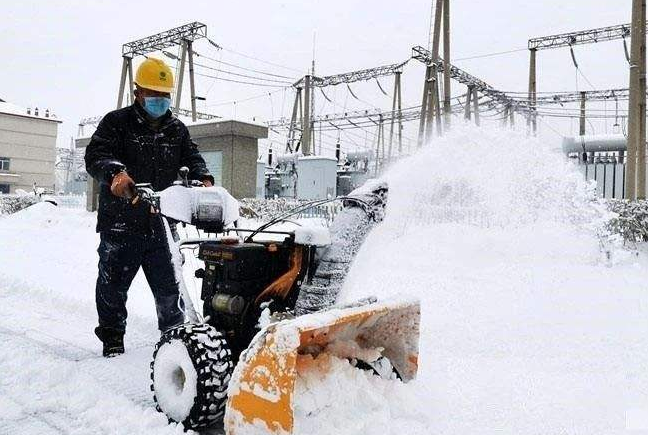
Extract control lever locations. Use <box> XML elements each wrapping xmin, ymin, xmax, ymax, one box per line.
<box><xmin>179</xmin><ymin>166</ymin><xmax>190</xmax><ymax>187</ymax></box>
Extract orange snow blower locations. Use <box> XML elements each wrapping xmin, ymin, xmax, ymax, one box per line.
<box><xmin>140</xmin><ymin>172</ymin><xmax>421</xmax><ymax>433</ymax></box>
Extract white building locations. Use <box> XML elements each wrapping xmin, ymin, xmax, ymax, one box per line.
<box><xmin>0</xmin><ymin>99</ymin><xmax>60</xmax><ymax>193</ymax></box>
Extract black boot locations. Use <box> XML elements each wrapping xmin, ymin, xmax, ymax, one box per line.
<box><xmin>94</xmin><ymin>326</ymin><xmax>125</xmax><ymax>357</ymax></box>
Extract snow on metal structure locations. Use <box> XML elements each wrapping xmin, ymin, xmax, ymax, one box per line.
<box><xmin>265</xmin><ymin>153</ymin><xmax>299</xmax><ymax>199</ymax></box>
<box><xmin>264</xmin><ymin>154</ymin><xmax>338</xmax><ymax>200</ymax></box>
<box><xmin>337</xmin><ymin>151</ymin><xmax>372</xmax><ymax>197</ymax></box>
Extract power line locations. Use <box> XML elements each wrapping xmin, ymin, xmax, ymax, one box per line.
<box><xmin>194</xmin><ymin>71</ymin><xmax>290</xmax><ymax>88</ymax></box>
<box><xmin>218</xmin><ymin>45</ymin><xmax>304</xmax><ymax>74</ymax></box>
<box><xmin>453</xmin><ymin>47</ymin><xmax>528</xmax><ymax>62</ymax></box>
<box><xmin>193</xmin><ymin>50</ymin><xmax>298</xmax><ymax>80</ymax></box>
<box><xmin>204</xmin><ymin>88</ymin><xmax>289</xmax><ymax>108</ymax></box>
<box><xmin>192</xmin><ymin>60</ymin><xmax>293</xmax><ymax>84</ymax></box>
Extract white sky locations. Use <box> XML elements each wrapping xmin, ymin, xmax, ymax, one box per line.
<box><xmin>0</xmin><ymin>0</ymin><xmax>634</xmax><ymax>156</ymax></box>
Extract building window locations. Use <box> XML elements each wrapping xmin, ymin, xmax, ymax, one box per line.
<box><xmin>0</xmin><ymin>184</ymin><xmax>9</xmax><ymax>194</ymax></box>
<box><xmin>0</xmin><ymin>157</ymin><xmax>9</xmax><ymax>171</ymax></box>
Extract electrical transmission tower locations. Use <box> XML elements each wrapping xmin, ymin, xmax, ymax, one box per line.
<box><xmin>287</xmin><ymin>61</ymin><xmax>406</xmax><ymax>157</ymax></box>
<box><xmin>526</xmin><ymin>21</ymin><xmax>641</xmax><ymax>135</ymax></box>
<box><xmin>528</xmin><ymin>18</ymin><xmax>646</xmax><ymax>199</ymax></box>
<box><xmin>78</xmin><ymin>107</ymin><xmax>220</xmax><ymax>137</ymax></box>
<box><xmin>117</xmin><ymin>22</ymin><xmax>208</xmax><ymax>121</ymax></box>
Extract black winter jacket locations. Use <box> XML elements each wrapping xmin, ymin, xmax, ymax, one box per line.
<box><xmin>84</xmin><ymin>103</ymin><xmax>213</xmax><ymax>235</ymax></box>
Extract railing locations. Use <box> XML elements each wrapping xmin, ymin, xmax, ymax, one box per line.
<box><xmin>44</xmin><ymin>194</ymin><xmax>87</xmax><ymax>209</ymax></box>
<box><xmin>577</xmin><ymin>162</ymin><xmax>627</xmax><ymax>199</ymax></box>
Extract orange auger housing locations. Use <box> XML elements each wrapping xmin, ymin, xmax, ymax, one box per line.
<box><xmin>224</xmin><ymin>299</ymin><xmax>420</xmax><ymax>435</ymax></box>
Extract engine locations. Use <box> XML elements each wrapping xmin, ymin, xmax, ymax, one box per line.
<box><xmin>197</xmin><ymin>238</ymin><xmax>311</xmax><ymax>358</ymax></box>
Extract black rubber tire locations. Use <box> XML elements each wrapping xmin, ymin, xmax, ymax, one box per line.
<box><xmin>150</xmin><ymin>323</ymin><xmax>233</xmax><ymax>430</ymax></box>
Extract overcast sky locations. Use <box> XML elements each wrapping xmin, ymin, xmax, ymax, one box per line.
<box><xmin>1</xmin><ymin>0</ymin><xmax>634</xmax><ymax>155</ymax></box>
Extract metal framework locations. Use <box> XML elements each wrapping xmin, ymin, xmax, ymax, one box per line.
<box><xmin>78</xmin><ymin>107</ymin><xmax>220</xmax><ymax>136</ymax></box>
<box><xmin>56</xmin><ymin>147</ymin><xmax>87</xmax><ymax>188</ymax></box>
<box><xmin>118</xmin><ymin>22</ymin><xmax>208</xmax><ymax>122</ymax></box>
<box><xmin>122</xmin><ymin>22</ymin><xmax>207</xmax><ymax>56</ymax></box>
<box><xmin>293</xmin><ymin>61</ymin><xmax>408</xmax><ymax>88</ymax></box>
<box><xmin>270</xmin><ymin>98</ymin><xmax>472</xmax><ymax>129</ymax></box>
<box><xmin>411</xmin><ymin>46</ymin><xmax>521</xmax><ymax>111</ymax></box>
<box><xmin>528</xmin><ymin>23</ymin><xmax>632</xmax><ymax>51</ymax></box>
<box><xmin>532</xmin><ymin>88</ymin><xmax>630</xmax><ymax>105</ymax></box>
<box><xmin>526</xmin><ymin>23</ymin><xmax>639</xmax><ymax>135</ymax></box>
<box><xmin>287</xmin><ymin>62</ymin><xmax>407</xmax><ymax>155</ymax></box>
<box><xmin>270</xmin><ymin>107</ymin><xmax>420</xmax><ymax>127</ymax></box>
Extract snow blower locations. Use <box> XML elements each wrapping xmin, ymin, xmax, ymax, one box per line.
<box><xmin>135</xmin><ymin>170</ymin><xmax>420</xmax><ymax>433</ymax></box>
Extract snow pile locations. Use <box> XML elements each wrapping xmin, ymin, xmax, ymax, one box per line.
<box><xmin>293</xmin><ymin>221</ymin><xmax>331</xmax><ymax>246</ymax></box>
<box><xmin>336</xmin><ymin>124</ymin><xmax>648</xmax><ymax>434</ymax></box>
<box><xmin>0</xmin><ymin>194</ymin><xmax>40</xmax><ymax>215</ymax></box>
<box><xmin>293</xmin><ymin>354</ymin><xmax>427</xmax><ymax>435</ymax></box>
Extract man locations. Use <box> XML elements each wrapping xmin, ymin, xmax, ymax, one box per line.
<box><xmin>85</xmin><ymin>58</ymin><xmax>214</xmax><ymax>357</ymax></box>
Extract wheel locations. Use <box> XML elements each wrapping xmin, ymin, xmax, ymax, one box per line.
<box><xmin>151</xmin><ymin>323</ymin><xmax>233</xmax><ymax>430</ymax></box>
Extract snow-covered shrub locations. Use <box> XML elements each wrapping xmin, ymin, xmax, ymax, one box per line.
<box><xmin>0</xmin><ymin>195</ymin><xmax>39</xmax><ymax>215</ymax></box>
<box><xmin>239</xmin><ymin>198</ymin><xmax>341</xmax><ymax>223</ymax></box>
<box><xmin>605</xmin><ymin>199</ymin><xmax>648</xmax><ymax>243</ymax></box>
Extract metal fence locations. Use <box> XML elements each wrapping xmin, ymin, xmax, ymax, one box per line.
<box><xmin>576</xmin><ymin>162</ymin><xmax>637</xmax><ymax>199</ymax></box>
<box><xmin>45</xmin><ymin>194</ymin><xmax>87</xmax><ymax>209</ymax></box>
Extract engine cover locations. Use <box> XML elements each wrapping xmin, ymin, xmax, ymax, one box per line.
<box><xmin>197</xmin><ymin>239</ymin><xmax>298</xmax><ymax>358</ymax></box>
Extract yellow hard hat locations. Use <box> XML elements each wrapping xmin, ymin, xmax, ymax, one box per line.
<box><xmin>134</xmin><ymin>58</ymin><xmax>175</xmax><ymax>93</ymax></box>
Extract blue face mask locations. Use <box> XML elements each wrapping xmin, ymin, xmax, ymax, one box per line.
<box><xmin>143</xmin><ymin>97</ymin><xmax>171</xmax><ymax>118</ymax></box>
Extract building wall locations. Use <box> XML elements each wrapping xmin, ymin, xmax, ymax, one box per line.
<box><xmin>0</xmin><ymin>113</ymin><xmax>59</xmax><ymax>193</ymax></box>
<box><xmin>190</xmin><ymin>121</ymin><xmax>266</xmax><ymax>199</ymax></box>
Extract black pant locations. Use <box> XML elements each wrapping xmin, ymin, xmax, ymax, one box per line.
<box><xmin>95</xmin><ymin>221</ymin><xmax>184</xmax><ymax>334</ymax></box>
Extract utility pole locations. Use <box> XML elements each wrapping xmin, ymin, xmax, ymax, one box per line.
<box><xmin>472</xmin><ymin>87</ymin><xmax>480</xmax><ymax>126</ymax></box>
<box><xmin>397</xmin><ymin>74</ymin><xmax>403</xmax><ymax>154</ymax></box>
<box><xmin>627</xmin><ymin>0</ymin><xmax>647</xmax><ymax>199</ymax></box>
<box><xmin>375</xmin><ymin>115</ymin><xmax>385</xmax><ymax>173</ymax></box>
<box><xmin>527</xmin><ymin>48</ymin><xmax>537</xmax><ymax>135</ymax></box>
<box><xmin>175</xmin><ymin>40</ymin><xmax>188</xmax><ymax>112</ymax></box>
<box><xmin>388</xmin><ymin>71</ymin><xmax>402</xmax><ymax>159</ymax></box>
<box><xmin>464</xmin><ymin>86</ymin><xmax>472</xmax><ymax>120</ymax></box>
<box><xmin>418</xmin><ymin>0</ymin><xmax>443</xmax><ymax>146</ymax></box>
<box><xmin>428</xmin><ymin>0</ymin><xmax>443</xmax><ymax>139</ymax></box>
<box><xmin>302</xmin><ymin>75</ymin><xmax>312</xmax><ymax>155</ymax></box>
<box><xmin>287</xmin><ymin>88</ymin><xmax>301</xmax><ymax>153</ymax></box>
<box><xmin>187</xmin><ymin>40</ymin><xmax>197</xmax><ymax>122</ymax></box>
<box><xmin>127</xmin><ymin>59</ymin><xmax>135</xmax><ymax>106</ymax></box>
<box><xmin>580</xmin><ymin>91</ymin><xmax>590</xmax><ymax>162</ymax></box>
<box><xmin>579</xmin><ymin>91</ymin><xmax>587</xmax><ymax>136</ymax></box>
<box><xmin>116</xmin><ymin>56</ymin><xmax>133</xmax><ymax>109</ymax></box>
<box><xmin>442</xmin><ymin>0</ymin><xmax>451</xmax><ymax>129</ymax></box>
<box><xmin>311</xmin><ymin>44</ymin><xmax>316</xmax><ymax>155</ymax></box>
<box><xmin>418</xmin><ymin>65</ymin><xmax>433</xmax><ymax>147</ymax></box>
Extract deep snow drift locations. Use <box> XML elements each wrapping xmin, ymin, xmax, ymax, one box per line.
<box><xmin>339</xmin><ymin>125</ymin><xmax>648</xmax><ymax>434</ymax></box>
<box><xmin>2</xmin><ymin>124</ymin><xmax>648</xmax><ymax>434</ymax></box>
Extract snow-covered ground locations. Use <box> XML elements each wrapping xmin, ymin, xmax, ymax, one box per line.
<box><xmin>2</xmin><ymin>124</ymin><xmax>648</xmax><ymax>434</ymax></box>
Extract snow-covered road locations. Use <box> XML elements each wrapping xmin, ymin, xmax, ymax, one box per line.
<box><xmin>2</xmin><ymin>125</ymin><xmax>648</xmax><ymax>434</ymax></box>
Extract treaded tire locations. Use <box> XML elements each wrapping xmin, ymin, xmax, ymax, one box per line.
<box><xmin>151</xmin><ymin>323</ymin><xmax>233</xmax><ymax>430</ymax></box>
